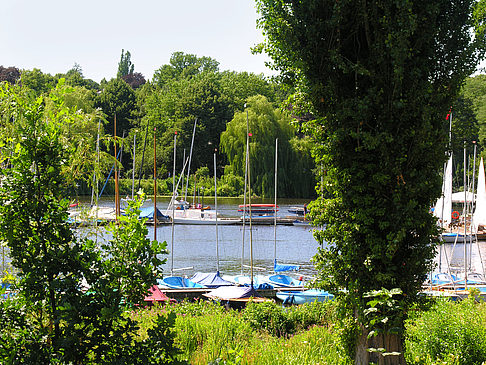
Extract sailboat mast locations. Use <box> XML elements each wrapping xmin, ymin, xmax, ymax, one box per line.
<box><xmin>114</xmin><ymin>115</ymin><xmax>120</xmax><ymax>221</ymax></box>
<box><xmin>154</xmin><ymin>127</ymin><xmax>157</xmax><ymax>241</ymax></box>
<box><xmin>91</xmin><ymin>119</ymin><xmax>101</xmax><ymax>207</ymax></box>
<box><xmin>184</xmin><ymin>118</ymin><xmax>197</xmax><ymax>202</ymax></box>
<box><xmin>241</xmin><ymin>107</ymin><xmax>249</xmax><ymax>275</ymax></box>
<box><xmin>214</xmin><ymin>149</ymin><xmax>219</xmax><ymax>273</ymax></box>
<box><xmin>132</xmin><ymin>133</ymin><xmax>136</xmax><ymax>199</ymax></box>
<box><xmin>171</xmin><ymin>131</ymin><xmax>177</xmax><ymax>276</ymax></box>
<box><xmin>464</xmin><ymin>141</ymin><xmax>468</xmax><ymax>289</ymax></box>
<box><xmin>273</xmin><ymin>138</ymin><xmax>278</xmax><ymax>271</ymax></box>
<box><xmin>138</xmin><ymin>121</ymin><xmax>150</xmax><ymax>191</ymax></box>
<box><xmin>246</xmin><ymin>109</ymin><xmax>253</xmax><ymax>288</ymax></box>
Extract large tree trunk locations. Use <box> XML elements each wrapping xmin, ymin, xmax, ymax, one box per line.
<box><xmin>355</xmin><ymin>326</ymin><xmax>406</xmax><ymax>365</ymax></box>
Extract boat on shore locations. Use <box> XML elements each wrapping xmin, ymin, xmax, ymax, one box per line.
<box><xmin>276</xmin><ymin>289</ymin><xmax>334</xmax><ymax>305</ymax></box>
<box><xmin>158</xmin><ymin>276</ymin><xmax>206</xmax><ymax>289</ymax></box>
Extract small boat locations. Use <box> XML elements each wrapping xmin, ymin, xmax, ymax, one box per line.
<box><xmin>276</xmin><ymin>289</ymin><xmax>334</xmax><ymax>305</ymax></box>
<box><xmin>288</xmin><ymin>206</ymin><xmax>307</xmax><ymax>216</ymax></box>
<box><xmin>265</xmin><ymin>274</ymin><xmax>304</xmax><ymax>288</ymax></box>
<box><xmin>158</xmin><ymin>276</ymin><xmax>206</xmax><ymax>289</ymax></box>
<box><xmin>222</xmin><ymin>274</ymin><xmax>273</xmax><ymax>289</ymax></box>
<box><xmin>170</xmin><ymin>209</ymin><xmax>239</xmax><ymax>225</ymax></box>
<box><xmin>440</xmin><ymin>232</ymin><xmax>473</xmax><ymax>243</ymax></box>
<box><xmin>203</xmin><ymin>286</ymin><xmax>271</xmax><ymax>305</ymax></box>
<box><xmin>238</xmin><ymin>204</ymin><xmax>278</xmax><ymax>216</ymax></box>
<box><xmin>139</xmin><ymin>206</ymin><xmax>170</xmax><ymax>223</ymax></box>
<box><xmin>190</xmin><ymin>272</ymin><xmax>235</xmax><ymax>288</ymax></box>
<box><xmin>144</xmin><ymin>285</ymin><xmax>176</xmax><ymax>304</ymax></box>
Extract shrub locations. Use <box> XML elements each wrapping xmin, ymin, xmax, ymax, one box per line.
<box><xmin>405</xmin><ymin>296</ymin><xmax>486</xmax><ymax>364</ymax></box>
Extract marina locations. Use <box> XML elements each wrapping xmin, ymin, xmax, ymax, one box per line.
<box><xmin>76</xmin><ymin>197</ymin><xmax>319</xmax><ymax>279</ymax></box>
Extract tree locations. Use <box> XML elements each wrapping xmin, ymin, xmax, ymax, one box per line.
<box><xmin>220</xmin><ymin>95</ymin><xmax>313</xmax><ymax>197</ymax></box>
<box><xmin>96</xmin><ymin>77</ymin><xmax>136</xmax><ymax>137</ymax></box>
<box><xmin>61</xmin><ymin>63</ymin><xmax>100</xmax><ymax>90</ymax></box>
<box><xmin>153</xmin><ymin>51</ymin><xmax>220</xmax><ymax>87</ymax></box>
<box><xmin>0</xmin><ymin>66</ymin><xmax>20</xmax><ymax>84</ymax></box>
<box><xmin>219</xmin><ymin>70</ymin><xmax>280</xmax><ymax>113</ymax></box>
<box><xmin>122</xmin><ymin>71</ymin><xmax>146</xmax><ymax>89</ymax></box>
<box><xmin>20</xmin><ymin>68</ymin><xmax>57</xmax><ymax>96</ymax></box>
<box><xmin>256</xmin><ymin>0</ymin><xmax>486</xmax><ymax>363</ymax></box>
<box><xmin>0</xmin><ymin>83</ymin><xmax>177</xmax><ymax>363</ymax></box>
<box><xmin>143</xmin><ymin>71</ymin><xmax>233</xmax><ymax>178</ymax></box>
<box><xmin>117</xmin><ymin>49</ymin><xmax>135</xmax><ymax>78</ymax></box>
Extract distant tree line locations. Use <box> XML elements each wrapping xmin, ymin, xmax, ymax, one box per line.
<box><xmin>0</xmin><ymin>50</ymin><xmax>315</xmax><ymax>198</ymax></box>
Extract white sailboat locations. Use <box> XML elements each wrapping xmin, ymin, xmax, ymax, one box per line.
<box><xmin>434</xmin><ymin>155</ymin><xmax>453</xmax><ymax>227</ymax></box>
<box><xmin>473</xmin><ymin>157</ymin><xmax>486</xmax><ymax>233</ymax></box>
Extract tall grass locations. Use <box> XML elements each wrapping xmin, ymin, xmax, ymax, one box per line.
<box><xmin>131</xmin><ymin>295</ymin><xmax>486</xmax><ymax>364</ymax></box>
<box><xmin>131</xmin><ymin>299</ymin><xmax>350</xmax><ymax>364</ymax></box>
<box><xmin>405</xmin><ymin>294</ymin><xmax>486</xmax><ymax>365</ymax></box>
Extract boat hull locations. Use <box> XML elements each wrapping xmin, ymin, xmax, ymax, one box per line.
<box><xmin>276</xmin><ymin>289</ymin><xmax>334</xmax><ymax>305</ymax></box>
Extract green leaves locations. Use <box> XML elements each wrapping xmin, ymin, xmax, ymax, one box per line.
<box><xmin>0</xmin><ymin>85</ymin><xmax>177</xmax><ymax>363</ymax></box>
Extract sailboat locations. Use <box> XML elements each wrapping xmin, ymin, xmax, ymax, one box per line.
<box><xmin>474</xmin><ymin>157</ymin><xmax>486</xmax><ymax>236</ymax></box>
<box><xmin>189</xmin><ymin>150</ymin><xmax>233</xmax><ymax>289</ymax></box>
<box><xmin>160</xmin><ymin>132</ymin><xmax>203</xmax><ymax>289</ymax></box>
<box><xmin>264</xmin><ymin>138</ymin><xmax>303</xmax><ymax>288</ymax></box>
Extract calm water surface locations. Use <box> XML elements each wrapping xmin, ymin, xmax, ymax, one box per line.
<box><xmin>95</xmin><ymin>197</ymin><xmax>322</xmax><ymax>278</ymax></box>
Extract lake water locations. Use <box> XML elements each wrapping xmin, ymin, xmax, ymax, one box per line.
<box><xmin>90</xmin><ymin>196</ymin><xmax>321</xmax><ymax>278</ymax></box>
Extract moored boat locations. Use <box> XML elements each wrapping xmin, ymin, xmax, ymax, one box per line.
<box><xmin>265</xmin><ymin>274</ymin><xmax>304</xmax><ymax>288</ymax></box>
<box><xmin>158</xmin><ymin>276</ymin><xmax>206</xmax><ymax>289</ymax></box>
<box><xmin>238</xmin><ymin>204</ymin><xmax>278</xmax><ymax>216</ymax></box>
<box><xmin>276</xmin><ymin>289</ymin><xmax>334</xmax><ymax>305</ymax></box>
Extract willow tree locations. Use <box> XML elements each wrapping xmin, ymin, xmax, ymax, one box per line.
<box><xmin>256</xmin><ymin>0</ymin><xmax>486</xmax><ymax>363</ymax></box>
<box><xmin>220</xmin><ymin>94</ymin><xmax>313</xmax><ymax>197</ymax></box>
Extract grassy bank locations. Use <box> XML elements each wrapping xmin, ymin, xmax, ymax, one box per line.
<box><xmin>131</xmin><ymin>295</ymin><xmax>486</xmax><ymax>365</ymax></box>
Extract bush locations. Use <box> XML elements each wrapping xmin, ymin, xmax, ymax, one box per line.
<box><xmin>405</xmin><ymin>296</ymin><xmax>486</xmax><ymax>364</ymax></box>
<box><xmin>241</xmin><ymin>300</ymin><xmax>333</xmax><ymax>338</ymax></box>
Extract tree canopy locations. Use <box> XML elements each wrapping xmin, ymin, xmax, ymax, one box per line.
<box><xmin>257</xmin><ymin>0</ymin><xmax>486</xmax><ymax>362</ymax></box>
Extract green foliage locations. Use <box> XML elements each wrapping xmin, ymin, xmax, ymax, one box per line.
<box><xmin>96</xmin><ymin>77</ymin><xmax>136</xmax><ymax>137</ymax></box>
<box><xmin>363</xmin><ymin>288</ymin><xmax>405</xmax><ymax>337</ymax></box>
<box><xmin>220</xmin><ymin>95</ymin><xmax>313</xmax><ymax>197</ymax></box>
<box><xmin>258</xmin><ymin>0</ymin><xmax>486</xmax><ymax>322</ymax></box>
<box><xmin>257</xmin><ymin>0</ymin><xmax>486</xmax><ymax>360</ymax></box>
<box><xmin>144</xmin><ymin>71</ymin><xmax>233</xmax><ymax>176</ymax></box>
<box><xmin>117</xmin><ymin>49</ymin><xmax>135</xmax><ymax>78</ymax></box>
<box><xmin>405</xmin><ymin>297</ymin><xmax>486</xmax><ymax>364</ymax></box>
<box><xmin>241</xmin><ymin>300</ymin><xmax>334</xmax><ymax>338</ymax></box>
<box><xmin>132</xmin><ymin>300</ymin><xmax>347</xmax><ymax>365</ymax></box>
<box><xmin>20</xmin><ymin>68</ymin><xmax>57</xmax><ymax>96</ymax></box>
<box><xmin>153</xmin><ymin>51</ymin><xmax>220</xmax><ymax>87</ymax></box>
<box><xmin>0</xmin><ymin>84</ymin><xmax>177</xmax><ymax>363</ymax></box>
<box><xmin>242</xmin><ymin>301</ymin><xmax>289</xmax><ymax>337</ymax></box>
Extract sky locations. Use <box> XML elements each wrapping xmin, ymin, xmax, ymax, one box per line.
<box><xmin>1</xmin><ymin>0</ymin><xmax>275</xmax><ymax>82</ymax></box>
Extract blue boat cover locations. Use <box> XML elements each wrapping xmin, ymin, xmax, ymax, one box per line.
<box><xmin>139</xmin><ymin>207</ymin><xmax>170</xmax><ymax>221</ymax></box>
<box><xmin>266</xmin><ymin>274</ymin><xmax>304</xmax><ymax>287</ymax></box>
<box><xmin>190</xmin><ymin>272</ymin><xmax>234</xmax><ymax>288</ymax></box>
<box><xmin>158</xmin><ymin>276</ymin><xmax>206</xmax><ymax>289</ymax></box>
<box><xmin>274</xmin><ymin>259</ymin><xmax>300</xmax><ymax>272</ymax></box>
<box><xmin>206</xmin><ymin>286</ymin><xmax>256</xmax><ymax>300</ymax></box>
<box><xmin>277</xmin><ymin>289</ymin><xmax>334</xmax><ymax>305</ymax></box>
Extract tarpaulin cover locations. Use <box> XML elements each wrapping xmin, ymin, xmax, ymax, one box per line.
<box><xmin>274</xmin><ymin>259</ymin><xmax>300</xmax><ymax>272</ymax></box>
<box><xmin>190</xmin><ymin>272</ymin><xmax>234</xmax><ymax>288</ymax></box>
<box><xmin>158</xmin><ymin>276</ymin><xmax>206</xmax><ymax>289</ymax></box>
<box><xmin>139</xmin><ymin>207</ymin><xmax>169</xmax><ymax>221</ymax></box>
<box><xmin>144</xmin><ymin>285</ymin><xmax>174</xmax><ymax>303</ymax></box>
<box><xmin>206</xmin><ymin>286</ymin><xmax>256</xmax><ymax>300</ymax></box>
